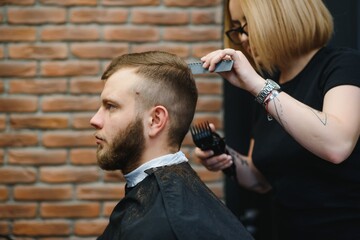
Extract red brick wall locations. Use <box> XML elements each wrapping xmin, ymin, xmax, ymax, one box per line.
<box><xmin>0</xmin><ymin>0</ymin><xmax>225</xmax><ymax>238</ymax></box>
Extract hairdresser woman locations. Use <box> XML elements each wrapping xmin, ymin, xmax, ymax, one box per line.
<box><xmin>195</xmin><ymin>0</ymin><xmax>360</xmax><ymax>239</ymax></box>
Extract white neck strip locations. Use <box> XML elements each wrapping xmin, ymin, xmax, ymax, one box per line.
<box><xmin>124</xmin><ymin>151</ymin><xmax>188</xmax><ymax>187</ymax></box>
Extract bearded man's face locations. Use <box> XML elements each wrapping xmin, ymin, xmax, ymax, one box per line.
<box><xmin>96</xmin><ymin>115</ymin><xmax>145</xmax><ymax>173</ymax></box>
<box><xmin>90</xmin><ymin>69</ymin><xmax>147</xmax><ymax>174</ymax></box>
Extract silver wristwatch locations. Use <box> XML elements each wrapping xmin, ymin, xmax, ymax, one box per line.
<box><xmin>255</xmin><ymin>79</ymin><xmax>281</xmax><ymax>105</ymax></box>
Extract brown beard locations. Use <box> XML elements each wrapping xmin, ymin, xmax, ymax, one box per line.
<box><xmin>96</xmin><ymin>116</ymin><xmax>145</xmax><ymax>173</ymax></box>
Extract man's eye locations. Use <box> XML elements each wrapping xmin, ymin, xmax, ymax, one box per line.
<box><xmin>105</xmin><ymin>103</ymin><xmax>116</xmax><ymax>110</ymax></box>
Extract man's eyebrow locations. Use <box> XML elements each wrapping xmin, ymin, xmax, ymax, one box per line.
<box><xmin>101</xmin><ymin>97</ymin><xmax>116</xmax><ymax>105</ymax></box>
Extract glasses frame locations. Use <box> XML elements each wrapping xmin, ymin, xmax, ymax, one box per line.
<box><xmin>225</xmin><ymin>23</ymin><xmax>248</xmax><ymax>45</ymax></box>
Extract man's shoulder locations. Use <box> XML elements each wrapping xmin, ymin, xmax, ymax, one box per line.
<box><xmin>150</xmin><ymin>162</ymin><xmax>254</xmax><ymax>240</ymax></box>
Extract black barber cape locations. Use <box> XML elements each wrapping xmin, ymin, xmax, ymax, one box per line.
<box><xmin>97</xmin><ymin>162</ymin><xmax>253</xmax><ymax>240</ymax></box>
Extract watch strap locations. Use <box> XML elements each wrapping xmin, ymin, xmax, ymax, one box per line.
<box><xmin>255</xmin><ymin>79</ymin><xmax>281</xmax><ymax>105</ymax></box>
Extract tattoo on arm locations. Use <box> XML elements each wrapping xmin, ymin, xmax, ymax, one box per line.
<box><xmin>272</xmin><ymin>97</ymin><xmax>285</xmax><ymax>127</ymax></box>
<box><xmin>226</xmin><ymin>146</ymin><xmax>249</xmax><ymax>166</ymax></box>
<box><xmin>237</xmin><ymin>153</ymin><xmax>249</xmax><ymax>166</ymax></box>
<box><xmin>271</xmin><ymin>95</ymin><xmax>327</xmax><ymax>127</ymax></box>
<box><xmin>310</xmin><ymin>109</ymin><xmax>327</xmax><ymax>126</ymax></box>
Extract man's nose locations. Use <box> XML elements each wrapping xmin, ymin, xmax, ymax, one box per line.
<box><xmin>90</xmin><ymin>108</ymin><xmax>103</xmax><ymax>129</ymax></box>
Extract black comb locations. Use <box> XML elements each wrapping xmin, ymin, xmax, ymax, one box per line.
<box><xmin>190</xmin><ymin>121</ymin><xmax>236</xmax><ymax>178</ymax></box>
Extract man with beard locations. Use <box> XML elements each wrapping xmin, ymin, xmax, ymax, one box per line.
<box><xmin>90</xmin><ymin>51</ymin><xmax>254</xmax><ymax>240</ymax></box>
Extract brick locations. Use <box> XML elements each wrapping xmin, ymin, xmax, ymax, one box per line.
<box><xmin>0</xmin><ymin>150</ymin><xmax>3</xmax><ymax>164</ymax></box>
<box><xmin>10</xmin><ymin>114</ymin><xmax>68</xmax><ymax>129</ymax></box>
<box><xmin>9</xmin><ymin>44</ymin><xmax>67</xmax><ymax>59</ymax></box>
<box><xmin>196</xmin><ymin>96</ymin><xmax>222</xmax><ymax>111</ymax></box>
<box><xmin>14</xmin><ymin>185</ymin><xmax>72</xmax><ymax>201</ymax></box>
<box><xmin>164</xmin><ymin>0</ymin><xmax>220</xmax><ymax>7</ymax></box>
<box><xmin>0</xmin><ymin>133</ymin><xmax>38</xmax><ymax>147</ymax></box>
<box><xmin>41</xmin><ymin>202</ymin><xmax>100</xmax><ymax>218</ymax></box>
<box><xmin>41</xmin><ymin>26</ymin><xmax>99</xmax><ymax>41</ymax></box>
<box><xmin>0</xmin><ymin>61</ymin><xmax>36</xmax><ymax>77</ymax></box>
<box><xmin>103</xmin><ymin>171</ymin><xmax>125</xmax><ymax>182</ymax></box>
<box><xmin>195</xmin><ymin>79</ymin><xmax>222</xmax><ymax>94</ymax></box>
<box><xmin>0</xmin><ymin>221</ymin><xmax>9</xmax><ymax>235</ymax></box>
<box><xmin>70</xmin><ymin>8</ymin><xmax>128</xmax><ymax>23</ymax></box>
<box><xmin>42</xmin><ymin>131</ymin><xmax>94</xmax><ymax>148</ymax></box>
<box><xmin>0</xmin><ymin>46</ymin><xmax>4</xmax><ymax>58</ymax></box>
<box><xmin>0</xmin><ymin>97</ymin><xmax>37</xmax><ymax>113</ymax></box>
<box><xmin>103</xmin><ymin>201</ymin><xmax>117</xmax><ymax>216</ymax></box>
<box><xmin>0</xmin><ymin>27</ymin><xmax>36</xmax><ymax>41</ymax></box>
<box><xmin>1</xmin><ymin>0</ymin><xmax>35</xmax><ymax>5</ymax></box>
<box><xmin>9</xmin><ymin>79</ymin><xmax>67</xmax><ymax>94</ymax></box>
<box><xmin>132</xmin><ymin>44</ymin><xmax>190</xmax><ymax>58</ymax></box>
<box><xmin>182</xmin><ymin>132</ymin><xmax>194</xmax><ymax>146</ymax></box>
<box><xmin>182</xmin><ymin>148</ymin><xmax>192</xmax><ymax>161</ymax></box>
<box><xmin>104</xmin><ymin>26</ymin><xmax>159</xmax><ymax>42</ymax></box>
<box><xmin>0</xmin><ymin>167</ymin><xmax>36</xmax><ymax>184</ymax></box>
<box><xmin>194</xmin><ymin>165</ymin><xmax>223</xmax><ymax>182</ymax></box>
<box><xmin>192</xmin><ymin>115</ymin><xmax>222</xmax><ymax>129</ymax></box>
<box><xmin>13</xmin><ymin>220</ymin><xmax>71</xmax><ymax>236</ymax></box>
<box><xmin>0</xmin><ymin>115</ymin><xmax>5</xmax><ymax>130</ymax></box>
<box><xmin>37</xmin><ymin>236</ymin><xmax>68</xmax><ymax>240</ymax></box>
<box><xmin>191</xmin><ymin>10</ymin><xmax>218</xmax><ymax>24</ymax></box>
<box><xmin>132</xmin><ymin>10</ymin><xmax>189</xmax><ymax>25</ymax></box>
<box><xmin>40</xmin><ymin>0</ymin><xmax>97</xmax><ymax>6</ymax></box>
<box><xmin>163</xmin><ymin>27</ymin><xmax>221</xmax><ymax>42</ymax></box>
<box><xmin>0</xmin><ymin>203</ymin><xmax>37</xmax><ymax>219</ymax></box>
<box><xmin>102</xmin><ymin>61</ymin><xmax>111</xmax><ymax>72</ymax></box>
<box><xmin>41</xmin><ymin>61</ymin><xmax>99</xmax><ymax>76</ymax></box>
<box><xmin>0</xmin><ymin>0</ymin><xmax>225</xmax><ymax>236</ymax></box>
<box><xmin>74</xmin><ymin>219</ymin><xmax>108</xmax><ymax>236</ymax></box>
<box><xmin>183</xmin><ymin>150</ymin><xmax>197</xmax><ymax>164</ymax></box>
<box><xmin>72</xmin><ymin>113</ymin><xmax>93</xmax><ymax>129</ymax></box>
<box><xmin>42</xmin><ymin>96</ymin><xmax>99</xmax><ymax>112</ymax></box>
<box><xmin>192</xmin><ymin>43</ymin><xmax>222</xmax><ymax>58</ymax></box>
<box><xmin>70</xmin><ymin>148</ymin><xmax>97</xmax><ymax>165</ymax></box>
<box><xmin>206</xmin><ymin>182</ymin><xmax>223</xmax><ymax>198</ymax></box>
<box><xmin>102</xmin><ymin>0</ymin><xmax>159</xmax><ymax>6</ymax></box>
<box><xmin>188</xmin><ymin>149</ymin><xmax>201</xmax><ymax>165</ymax></box>
<box><xmin>8</xmin><ymin>149</ymin><xmax>67</xmax><ymax>165</ymax></box>
<box><xmin>76</xmin><ymin>184</ymin><xmax>125</xmax><ymax>200</ymax></box>
<box><xmin>71</xmin><ymin>43</ymin><xmax>128</xmax><ymax>59</ymax></box>
<box><xmin>0</xmin><ymin>187</ymin><xmax>8</xmax><ymax>201</ymax></box>
<box><xmin>8</xmin><ymin>7</ymin><xmax>66</xmax><ymax>24</ymax></box>
<box><xmin>40</xmin><ymin>166</ymin><xmax>99</xmax><ymax>183</ymax></box>
<box><xmin>70</xmin><ymin>77</ymin><xmax>103</xmax><ymax>94</ymax></box>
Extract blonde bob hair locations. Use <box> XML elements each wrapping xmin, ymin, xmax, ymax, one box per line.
<box><xmin>224</xmin><ymin>0</ymin><xmax>334</xmax><ymax>75</ymax></box>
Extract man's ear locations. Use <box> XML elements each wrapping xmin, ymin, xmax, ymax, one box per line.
<box><xmin>147</xmin><ymin>105</ymin><xmax>169</xmax><ymax>137</ymax></box>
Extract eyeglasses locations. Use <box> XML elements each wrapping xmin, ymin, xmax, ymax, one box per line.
<box><xmin>225</xmin><ymin>23</ymin><xmax>248</xmax><ymax>45</ymax></box>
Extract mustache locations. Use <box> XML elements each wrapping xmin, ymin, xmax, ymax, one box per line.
<box><xmin>94</xmin><ymin>133</ymin><xmax>106</xmax><ymax>142</ymax></box>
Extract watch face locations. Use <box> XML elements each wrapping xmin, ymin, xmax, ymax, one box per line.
<box><xmin>268</xmin><ymin>79</ymin><xmax>280</xmax><ymax>89</ymax></box>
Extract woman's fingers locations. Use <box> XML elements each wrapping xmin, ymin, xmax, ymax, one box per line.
<box><xmin>194</xmin><ymin>122</ymin><xmax>232</xmax><ymax>171</ymax></box>
<box><xmin>197</xmin><ymin>150</ymin><xmax>233</xmax><ymax>171</ymax></box>
<box><xmin>194</xmin><ymin>147</ymin><xmax>213</xmax><ymax>159</ymax></box>
<box><xmin>203</xmin><ymin>154</ymin><xmax>233</xmax><ymax>171</ymax></box>
<box><xmin>201</xmin><ymin>49</ymin><xmax>240</xmax><ymax>71</ymax></box>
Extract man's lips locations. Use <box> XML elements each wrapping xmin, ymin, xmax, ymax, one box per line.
<box><xmin>94</xmin><ymin>135</ymin><xmax>105</xmax><ymax>144</ymax></box>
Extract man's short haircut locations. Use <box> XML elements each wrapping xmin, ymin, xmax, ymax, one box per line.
<box><xmin>102</xmin><ymin>51</ymin><xmax>198</xmax><ymax>149</ymax></box>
